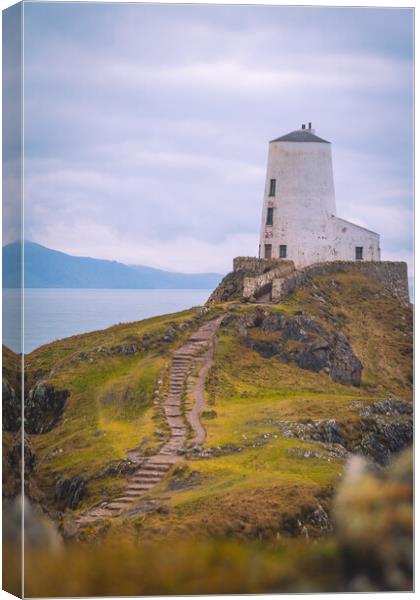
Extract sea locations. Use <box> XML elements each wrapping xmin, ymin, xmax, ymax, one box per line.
<box><xmin>3</xmin><ymin>288</ymin><xmax>213</xmax><ymax>354</ymax></box>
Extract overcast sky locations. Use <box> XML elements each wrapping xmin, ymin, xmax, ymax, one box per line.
<box><xmin>20</xmin><ymin>3</ymin><xmax>413</xmax><ymax>274</ymax></box>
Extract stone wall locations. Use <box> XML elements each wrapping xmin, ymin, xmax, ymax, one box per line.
<box><xmin>243</xmin><ymin>262</ymin><xmax>295</xmax><ymax>299</ymax></box>
<box><xmin>233</xmin><ymin>257</ymin><xmax>293</xmax><ymax>274</ymax></box>
<box><xmin>208</xmin><ymin>257</ymin><xmax>409</xmax><ymax>306</ymax></box>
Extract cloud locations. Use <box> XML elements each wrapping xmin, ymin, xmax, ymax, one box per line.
<box><xmin>22</xmin><ymin>4</ymin><xmax>413</xmax><ymax>276</ymax></box>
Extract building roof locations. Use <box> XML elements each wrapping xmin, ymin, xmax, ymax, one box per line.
<box><xmin>270</xmin><ymin>129</ymin><xmax>330</xmax><ymax>144</ymax></box>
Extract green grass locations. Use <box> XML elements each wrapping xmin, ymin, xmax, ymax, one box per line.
<box><xmin>25</xmin><ymin>308</ymin><xmax>203</xmax><ymax>507</ymax></box>
<box><xmin>5</xmin><ymin>270</ymin><xmax>411</xmax><ymax>538</ymax></box>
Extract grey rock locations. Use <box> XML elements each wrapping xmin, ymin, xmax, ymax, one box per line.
<box><xmin>55</xmin><ymin>476</ymin><xmax>86</xmax><ymax>509</ymax></box>
<box><xmin>3</xmin><ymin>378</ymin><xmax>21</xmax><ymax>432</ymax></box>
<box><xmin>238</xmin><ymin>310</ymin><xmax>362</xmax><ymax>386</ymax></box>
<box><xmin>25</xmin><ymin>382</ymin><xmax>70</xmax><ymax>434</ymax></box>
<box><xmin>161</xmin><ymin>325</ymin><xmax>178</xmax><ymax>342</ymax></box>
<box><xmin>356</xmin><ymin>399</ymin><xmax>412</xmax><ymax>418</ymax></box>
<box><xmin>278</xmin><ymin>416</ymin><xmax>413</xmax><ymax>465</ymax></box>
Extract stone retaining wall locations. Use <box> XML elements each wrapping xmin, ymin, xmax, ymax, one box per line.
<box><xmin>243</xmin><ymin>263</ymin><xmax>295</xmax><ymax>299</ymax></box>
<box><xmin>208</xmin><ymin>258</ymin><xmax>409</xmax><ymax>306</ymax></box>
<box><xmin>233</xmin><ymin>257</ymin><xmax>294</xmax><ymax>274</ymax></box>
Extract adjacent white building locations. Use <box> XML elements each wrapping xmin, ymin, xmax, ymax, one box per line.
<box><xmin>258</xmin><ymin>124</ymin><xmax>380</xmax><ymax>266</ymax></box>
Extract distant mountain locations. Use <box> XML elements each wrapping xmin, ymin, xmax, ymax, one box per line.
<box><xmin>2</xmin><ymin>242</ymin><xmax>223</xmax><ymax>289</ymax></box>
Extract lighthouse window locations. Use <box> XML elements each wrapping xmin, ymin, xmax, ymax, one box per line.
<box><xmin>264</xmin><ymin>244</ymin><xmax>272</xmax><ymax>259</ymax></box>
<box><xmin>279</xmin><ymin>245</ymin><xmax>287</xmax><ymax>258</ymax></box>
<box><xmin>266</xmin><ymin>207</ymin><xmax>274</xmax><ymax>225</ymax></box>
<box><xmin>355</xmin><ymin>246</ymin><xmax>363</xmax><ymax>260</ymax></box>
<box><xmin>269</xmin><ymin>179</ymin><xmax>276</xmax><ymax>197</ymax></box>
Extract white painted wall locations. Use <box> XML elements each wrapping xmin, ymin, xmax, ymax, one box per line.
<box><xmin>329</xmin><ymin>216</ymin><xmax>380</xmax><ymax>261</ymax></box>
<box><xmin>258</xmin><ymin>128</ymin><xmax>380</xmax><ymax>266</ymax></box>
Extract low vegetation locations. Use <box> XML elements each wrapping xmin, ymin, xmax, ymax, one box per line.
<box><xmin>2</xmin><ymin>270</ymin><xmax>413</xmax><ymax>594</ymax></box>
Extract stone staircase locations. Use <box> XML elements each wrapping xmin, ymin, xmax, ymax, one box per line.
<box><xmin>76</xmin><ymin>317</ymin><xmax>222</xmax><ymax>526</ymax></box>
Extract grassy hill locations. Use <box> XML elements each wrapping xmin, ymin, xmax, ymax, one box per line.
<box><xmin>3</xmin><ymin>269</ymin><xmax>413</xmax><ymax>595</ymax></box>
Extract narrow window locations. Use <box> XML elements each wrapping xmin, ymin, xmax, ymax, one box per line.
<box><xmin>279</xmin><ymin>245</ymin><xmax>287</xmax><ymax>258</ymax></box>
<box><xmin>264</xmin><ymin>244</ymin><xmax>272</xmax><ymax>259</ymax></box>
<box><xmin>258</xmin><ymin>244</ymin><xmax>261</xmax><ymax>258</ymax></box>
<box><xmin>269</xmin><ymin>179</ymin><xmax>276</xmax><ymax>197</ymax></box>
<box><xmin>266</xmin><ymin>207</ymin><xmax>274</xmax><ymax>226</ymax></box>
<box><xmin>355</xmin><ymin>246</ymin><xmax>363</xmax><ymax>260</ymax></box>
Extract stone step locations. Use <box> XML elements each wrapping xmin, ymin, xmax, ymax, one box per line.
<box><xmin>146</xmin><ymin>457</ymin><xmax>175</xmax><ymax>464</ymax></box>
<box><xmin>130</xmin><ymin>479</ymin><xmax>161</xmax><ymax>487</ymax></box>
<box><xmin>106</xmin><ymin>503</ymin><xmax>127</xmax><ymax>511</ymax></box>
<box><xmin>114</xmin><ymin>497</ymin><xmax>135</xmax><ymax>504</ymax></box>
<box><xmin>129</xmin><ymin>473</ymin><xmax>159</xmax><ymax>481</ymax></box>
<box><xmin>124</xmin><ymin>490</ymin><xmax>149</xmax><ymax>497</ymax></box>
<box><xmin>162</xmin><ymin>440</ymin><xmax>183</xmax><ymax>446</ymax></box>
<box><xmin>167</xmin><ymin>417</ymin><xmax>185</xmax><ymax>425</ymax></box>
<box><xmin>130</xmin><ymin>479</ymin><xmax>161</xmax><ymax>486</ymax></box>
<box><xmin>77</xmin><ymin>507</ymin><xmax>114</xmax><ymax>522</ymax></box>
<box><xmin>143</xmin><ymin>463</ymin><xmax>171</xmax><ymax>472</ymax></box>
<box><xmin>132</xmin><ymin>471</ymin><xmax>163</xmax><ymax>479</ymax></box>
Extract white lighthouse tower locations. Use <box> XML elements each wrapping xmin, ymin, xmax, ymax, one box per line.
<box><xmin>259</xmin><ymin>123</ymin><xmax>380</xmax><ymax>266</ymax></box>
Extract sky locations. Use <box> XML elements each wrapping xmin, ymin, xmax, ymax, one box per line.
<box><xmin>17</xmin><ymin>2</ymin><xmax>414</xmax><ymax>275</ymax></box>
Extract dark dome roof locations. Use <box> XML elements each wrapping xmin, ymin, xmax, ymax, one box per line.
<box><xmin>270</xmin><ymin>129</ymin><xmax>330</xmax><ymax>144</ymax></box>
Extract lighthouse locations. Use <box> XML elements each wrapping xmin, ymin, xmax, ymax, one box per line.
<box><xmin>258</xmin><ymin>124</ymin><xmax>381</xmax><ymax>266</ymax></box>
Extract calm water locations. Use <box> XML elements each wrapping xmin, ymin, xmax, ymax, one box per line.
<box><xmin>3</xmin><ymin>289</ymin><xmax>212</xmax><ymax>354</ymax></box>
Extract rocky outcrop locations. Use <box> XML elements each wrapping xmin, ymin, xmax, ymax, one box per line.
<box><xmin>277</xmin><ymin>399</ymin><xmax>412</xmax><ymax>465</ymax></box>
<box><xmin>207</xmin><ymin>270</ymin><xmax>247</xmax><ymax>304</ymax></box>
<box><xmin>228</xmin><ymin>309</ymin><xmax>362</xmax><ymax>386</ymax></box>
<box><xmin>355</xmin><ymin>398</ymin><xmax>412</xmax><ymax>418</ymax></box>
<box><xmin>286</xmin><ymin>498</ymin><xmax>333</xmax><ymax>540</ymax></box>
<box><xmin>3</xmin><ymin>432</ymin><xmax>37</xmax><ymax>500</ymax></box>
<box><xmin>55</xmin><ymin>476</ymin><xmax>86</xmax><ymax>510</ymax></box>
<box><xmin>3</xmin><ymin>378</ymin><xmax>21</xmax><ymax>432</ymax></box>
<box><xmin>25</xmin><ymin>382</ymin><xmax>70</xmax><ymax>434</ymax></box>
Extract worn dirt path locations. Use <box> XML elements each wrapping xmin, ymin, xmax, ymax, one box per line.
<box><xmin>76</xmin><ymin>316</ymin><xmax>222</xmax><ymax>526</ymax></box>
